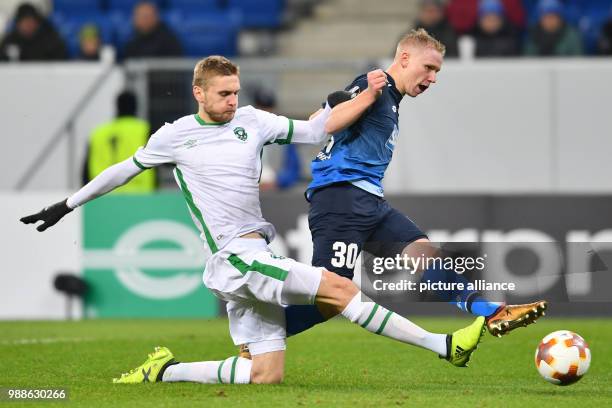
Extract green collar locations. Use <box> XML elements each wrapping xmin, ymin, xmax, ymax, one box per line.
<box><xmin>194</xmin><ymin>113</ymin><xmax>228</xmax><ymax>126</ymax></box>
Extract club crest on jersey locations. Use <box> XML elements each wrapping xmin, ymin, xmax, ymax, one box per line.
<box><xmin>233</xmin><ymin>127</ymin><xmax>248</xmax><ymax>141</ymax></box>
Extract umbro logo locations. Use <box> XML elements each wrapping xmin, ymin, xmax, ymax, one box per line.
<box><xmin>183</xmin><ymin>139</ymin><xmax>198</xmax><ymax>149</ymax></box>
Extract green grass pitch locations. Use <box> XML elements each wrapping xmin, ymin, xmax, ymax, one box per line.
<box><xmin>1</xmin><ymin>318</ymin><xmax>611</xmax><ymax>407</ymax></box>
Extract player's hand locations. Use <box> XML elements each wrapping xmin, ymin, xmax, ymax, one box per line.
<box><xmin>366</xmin><ymin>69</ymin><xmax>387</xmax><ymax>99</ymax></box>
<box><xmin>20</xmin><ymin>199</ymin><xmax>73</xmax><ymax>232</ymax></box>
<box><xmin>326</xmin><ymin>90</ymin><xmax>353</xmax><ymax>108</ymax></box>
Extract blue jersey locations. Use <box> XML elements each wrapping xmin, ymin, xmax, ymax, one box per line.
<box><xmin>307</xmin><ymin>72</ymin><xmax>402</xmax><ymax>198</ymax></box>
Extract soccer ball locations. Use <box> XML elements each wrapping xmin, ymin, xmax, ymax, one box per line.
<box><xmin>535</xmin><ymin>330</ymin><xmax>591</xmax><ymax>386</ymax></box>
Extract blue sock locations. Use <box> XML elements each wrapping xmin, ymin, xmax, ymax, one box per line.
<box><xmin>284</xmin><ymin>305</ymin><xmax>327</xmax><ymax>337</ymax></box>
<box><xmin>421</xmin><ymin>265</ymin><xmax>501</xmax><ymax>317</ymax></box>
<box><xmin>469</xmin><ymin>296</ymin><xmax>502</xmax><ymax>317</ymax></box>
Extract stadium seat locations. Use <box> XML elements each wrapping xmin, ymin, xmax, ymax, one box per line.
<box><xmin>108</xmin><ymin>11</ymin><xmax>133</xmax><ymax>52</ymax></box>
<box><xmin>167</xmin><ymin>10</ymin><xmax>242</xmax><ymax>56</ymax></box>
<box><xmin>227</xmin><ymin>0</ymin><xmax>284</xmax><ymax>28</ymax></box>
<box><xmin>166</xmin><ymin>0</ymin><xmax>225</xmax><ymax>12</ymax></box>
<box><xmin>179</xmin><ymin>30</ymin><xmax>239</xmax><ymax>57</ymax></box>
<box><xmin>164</xmin><ymin>9</ymin><xmax>242</xmax><ymax>27</ymax></box>
<box><xmin>51</xmin><ymin>13</ymin><xmax>114</xmax><ymax>57</ymax></box>
<box><xmin>106</xmin><ymin>0</ymin><xmax>163</xmax><ymax>14</ymax></box>
<box><xmin>53</xmin><ymin>0</ymin><xmax>103</xmax><ymax>15</ymax></box>
<box><xmin>522</xmin><ymin>0</ymin><xmax>585</xmax><ymax>26</ymax></box>
<box><xmin>579</xmin><ymin>5</ymin><xmax>610</xmax><ymax>53</ymax></box>
<box><xmin>521</xmin><ymin>0</ymin><xmax>612</xmax><ymax>54</ymax></box>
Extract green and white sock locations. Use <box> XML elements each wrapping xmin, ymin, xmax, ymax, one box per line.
<box><xmin>341</xmin><ymin>293</ymin><xmax>448</xmax><ymax>356</ymax></box>
<box><xmin>162</xmin><ymin>356</ymin><xmax>251</xmax><ymax>384</ymax></box>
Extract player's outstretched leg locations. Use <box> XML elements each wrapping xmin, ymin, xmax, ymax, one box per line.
<box><xmin>404</xmin><ymin>240</ymin><xmax>548</xmax><ymax>336</ymax></box>
<box><xmin>112</xmin><ymin>346</ymin><xmax>252</xmax><ymax>384</ymax></box>
<box><xmin>485</xmin><ymin>300</ymin><xmax>548</xmax><ymax>337</ymax></box>
<box><xmin>316</xmin><ymin>271</ymin><xmax>486</xmax><ymax>367</ymax></box>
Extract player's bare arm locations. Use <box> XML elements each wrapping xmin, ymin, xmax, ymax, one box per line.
<box><xmin>324</xmin><ymin>69</ymin><xmax>386</xmax><ymax>134</ymax></box>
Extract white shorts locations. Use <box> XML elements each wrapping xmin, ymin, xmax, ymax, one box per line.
<box><xmin>203</xmin><ymin>238</ymin><xmax>323</xmax><ymax>353</ymax></box>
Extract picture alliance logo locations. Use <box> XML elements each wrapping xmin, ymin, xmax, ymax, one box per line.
<box><xmin>83</xmin><ymin>220</ymin><xmax>206</xmax><ymax>299</ymax></box>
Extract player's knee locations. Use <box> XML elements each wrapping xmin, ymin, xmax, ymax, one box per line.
<box><xmin>321</xmin><ymin>270</ymin><xmax>358</xmax><ymax>310</ymax></box>
<box><xmin>402</xmin><ymin>238</ymin><xmax>436</xmax><ymax>274</ymax></box>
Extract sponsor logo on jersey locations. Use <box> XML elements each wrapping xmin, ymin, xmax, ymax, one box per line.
<box><xmin>233</xmin><ymin>127</ymin><xmax>248</xmax><ymax>141</ymax></box>
<box><xmin>385</xmin><ymin>124</ymin><xmax>399</xmax><ymax>151</ymax></box>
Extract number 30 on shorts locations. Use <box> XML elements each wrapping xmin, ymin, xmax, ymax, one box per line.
<box><xmin>331</xmin><ymin>242</ymin><xmax>359</xmax><ymax>269</ymax></box>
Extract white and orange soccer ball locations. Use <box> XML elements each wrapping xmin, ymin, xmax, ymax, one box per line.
<box><xmin>535</xmin><ymin>330</ymin><xmax>591</xmax><ymax>386</ymax></box>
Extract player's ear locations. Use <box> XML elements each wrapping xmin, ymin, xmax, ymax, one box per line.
<box><xmin>400</xmin><ymin>50</ymin><xmax>410</xmax><ymax>68</ymax></box>
<box><xmin>193</xmin><ymin>85</ymin><xmax>204</xmax><ymax>102</ymax></box>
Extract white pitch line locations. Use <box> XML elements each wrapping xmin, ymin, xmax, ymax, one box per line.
<box><xmin>0</xmin><ymin>337</ymin><xmax>94</xmax><ymax>346</ymax></box>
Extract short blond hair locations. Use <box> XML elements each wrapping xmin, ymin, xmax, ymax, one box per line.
<box><xmin>396</xmin><ymin>28</ymin><xmax>446</xmax><ymax>56</ymax></box>
<box><xmin>192</xmin><ymin>56</ymin><xmax>240</xmax><ymax>89</ymax></box>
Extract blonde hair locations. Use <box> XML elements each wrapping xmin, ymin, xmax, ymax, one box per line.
<box><xmin>396</xmin><ymin>28</ymin><xmax>446</xmax><ymax>56</ymax></box>
<box><xmin>192</xmin><ymin>56</ymin><xmax>240</xmax><ymax>89</ymax></box>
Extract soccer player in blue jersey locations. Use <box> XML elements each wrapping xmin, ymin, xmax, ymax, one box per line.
<box><xmin>281</xmin><ymin>28</ymin><xmax>547</xmax><ymax>342</ymax></box>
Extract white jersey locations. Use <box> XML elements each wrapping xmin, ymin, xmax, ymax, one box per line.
<box><xmin>133</xmin><ymin>106</ymin><xmax>295</xmax><ymax>260</ymax></box>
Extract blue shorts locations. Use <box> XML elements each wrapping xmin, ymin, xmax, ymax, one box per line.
<box><xmin>308</xmin><ymin>183</ymin><xmax>427</xmax><ymax>279</ymax></box>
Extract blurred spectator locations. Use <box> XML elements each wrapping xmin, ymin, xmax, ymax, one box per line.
<box><xmin>77</xmin><ymin>24</ymin><xmax>101</xmax><ymax>61</ymax></box>
<box><xmin>597</xmin><ymin>17</ymin><xmax>612</xmax><ymax>55</ymax></box>
<box><xmin>473</xmin><ymin>0</ymin><xmax>520</xmax><ymax>57</ymax></box>
<box><xmin>123</xmin><ymin>1</ymin><xmax>182</xmax><ymax>59</ymax></box>
<box><xmin>524</xmin><ymin>0</ymin><xmax>583</xmax><ymax>57</ymax></box>
<box><xmin>447</xmin><ymin>0</ymin><xmax>526</xmax><ymax>34</ymax></box>
<box><xmin>0</xmin><ymin>3</ymin><xmax>67</xmax><ymax>61</ymax></box>
<box><xmin>0</xmin><ymin>0</ymin><xmax>50</xmax><ymax>36</ymax></box>
<box><xmin>254</xmin><ymin>87</ymin><xmax>302</xmax><ymax>192</ymax></box>
<box><xmin>413</xmin><ymin>0</ymin><xmax>458</xmax><ymax>57</ymax></box>
<box><xmin>82</xmin><ymin>91</ymin><xmax>156</xmax><ymax>192</ymax></box>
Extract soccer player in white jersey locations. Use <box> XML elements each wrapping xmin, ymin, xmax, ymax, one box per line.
<box><xmin>21</xmin><ymin>56</ymin><xmax>486</xmax><ymax>385</ymax></box>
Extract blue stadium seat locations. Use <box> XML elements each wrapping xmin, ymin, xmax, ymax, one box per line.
<box><xmin>108</xmin><ymin>11</ymin><xmax>133</xmax><ymax>50</ymax></box>
<box><xmin>167</xmin><ymin>11</ymin><xmax>241</xmax><ymax>56</ymax></box>
<box><xmin>227</xmin><ymin>0</ymin><xmax>284</xmax><ymax>28</ymax></box>
<box><xmin>521</xmin><ymin>0</ymin><xmax>537</xmax><ymax>23</ymax></box>
<box><xmin>166</xmin><ymin>0</ymin><xmax>225</xmax><ymax>12</ymax></box>
<box><xmin>164</xmin><ymin>9</ymin><xmax>241</xmax><ymax>27</ymax></box>
<box><xmin>179</xmin><ymin>30</ymin><xmax>239</xmax><ymax>57</ymax></box>
<box><xmin>522</xmin><ymin>1</ymin><xmax>612</xmax><ymax>54</ymax></box>
<box><xmin>522</xmin><ymin>0</ymin><xmax>584</xmax><ymax>25</ymax></box>
<box><xmin>53</xmin><ymin>0</ymin><xmax>102</xmax><ymax>15</ymax></box>
<box><xmin>106</xmin><ymin>0</ymin><xmax>163</xmax><ymax>14</ymax></box>
<box><xmin>579</xmin><ymin>5</ymin><xmax>610</xmax><ymax>54</ymax></box>
<box><xmin>564</xmin><ymin>3</ymin><xmax>583</xmax><ymax>25</ymax></box>
<box><xmin>51</xmin><ymin>13</ymin><xmax>114</xmax><ymax>57</ymax></box>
